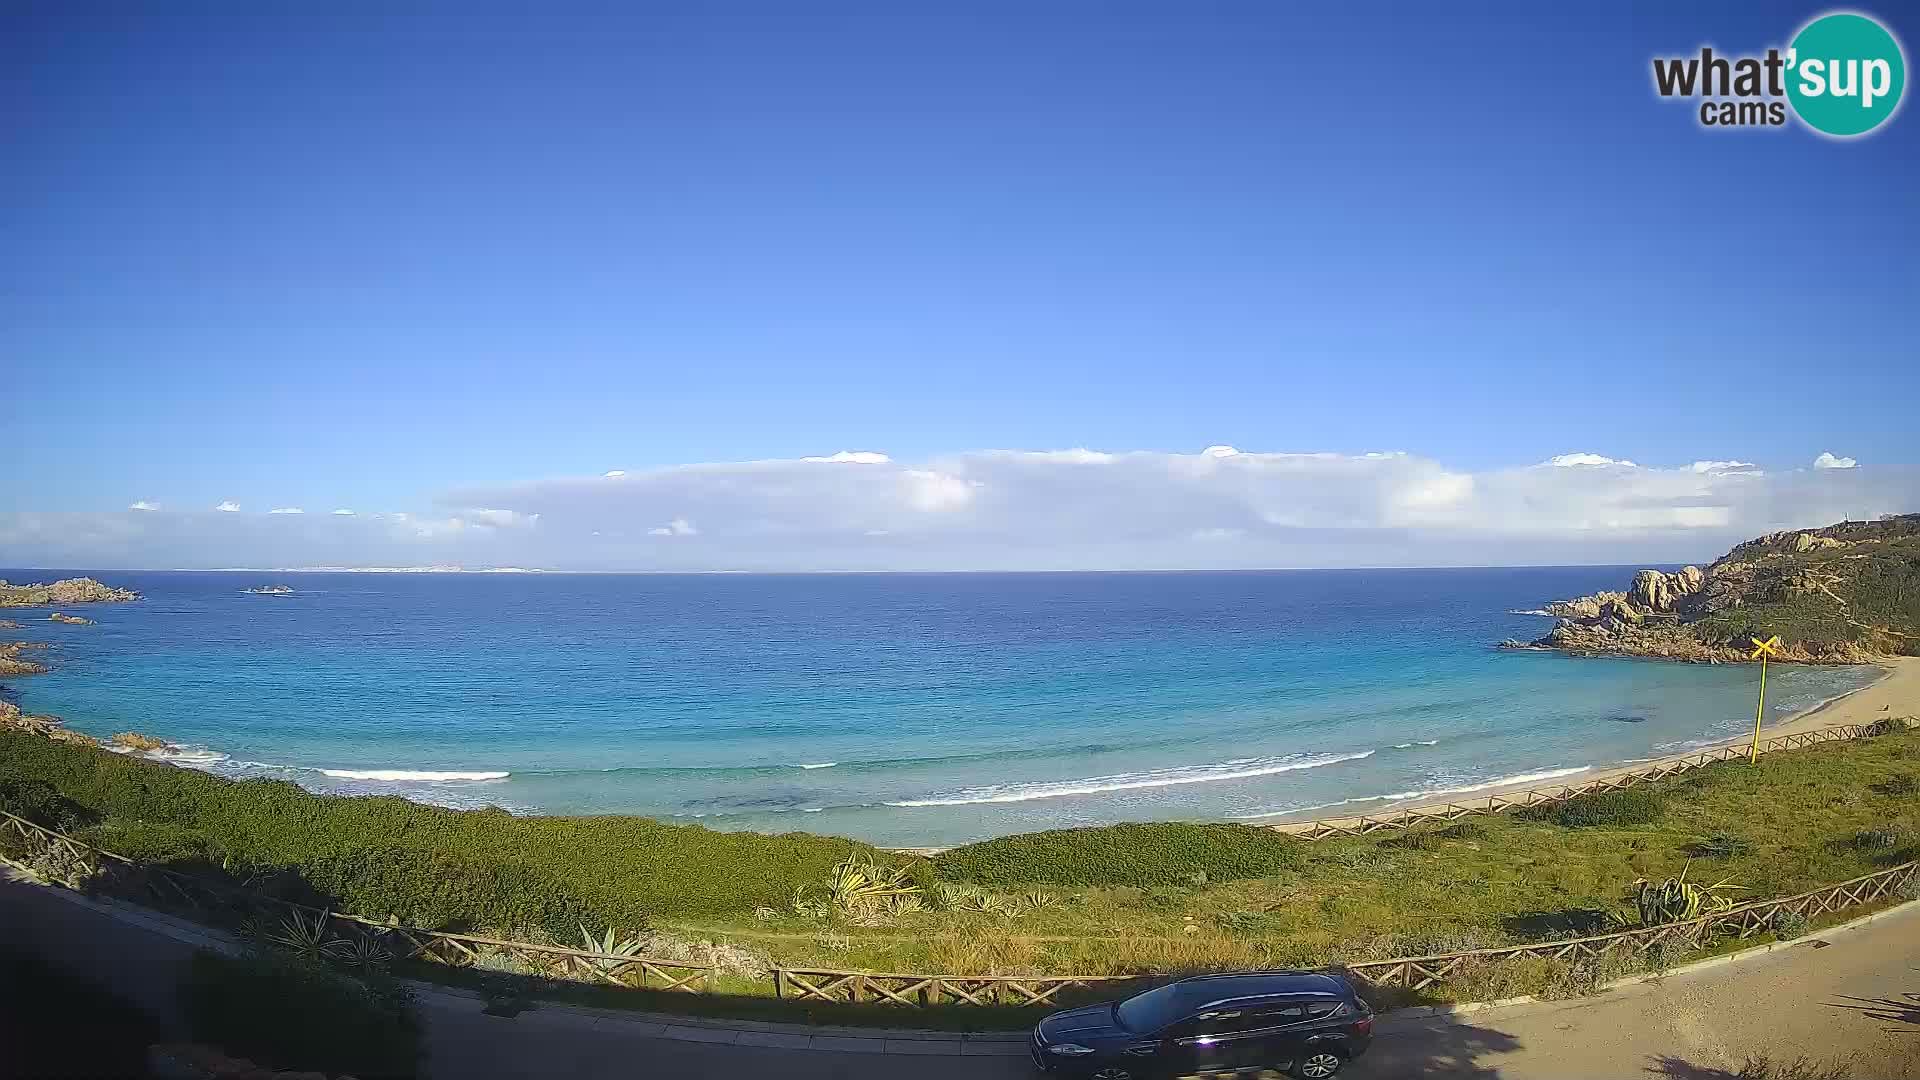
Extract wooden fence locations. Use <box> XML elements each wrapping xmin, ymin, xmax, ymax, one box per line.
<box><xmin>0</xmin><ymin>811</ymin><xmax>714</xmax><ymax>993</ymax></box>
<box><xmin>1272</xmin><ymin>721</ymin><xmax>1899</xmax><ymax>841</ymax></box>
<box><xmin>1345</xmin><ymin>858</ymin><xmax>1918</xmax><ymax>989</ymax></box>
<box><xmin>1</xmin><ymin>716</ymin><xmax>1913</xmax><ymax>1009</ymax></box>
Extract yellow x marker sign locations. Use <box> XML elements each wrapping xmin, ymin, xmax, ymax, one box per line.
<box><xmin>1750</xmin><ymin>635</ymin><xmax>1782</xmax><ymax>660</ymax></box>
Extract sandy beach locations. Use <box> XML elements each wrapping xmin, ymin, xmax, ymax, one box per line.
<box><xmin>1264</xmin><ymin>656</ymin><xmax>1920</xmax><ymax>831</ymax></box>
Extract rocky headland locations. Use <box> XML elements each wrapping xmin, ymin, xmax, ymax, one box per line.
<box><xmin>1503</xmin><ymin>515</ymin><xmax>1920</xmax><ymax>664</ymax></box>
<box><xmin>0</xmin><ymin>641</ymin><xmax>52</xmax><ymax>677</ymax></box>
<box><xmin>0</xmin><ymin>577</ymin><xmax>139</xmax><ymax>607</ymax></box>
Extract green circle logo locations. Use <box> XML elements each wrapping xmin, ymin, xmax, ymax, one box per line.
<box><xmin>1787</xmin><ymin>12</ymin><xmax>1906</xmax><ymax>136</ymax></box>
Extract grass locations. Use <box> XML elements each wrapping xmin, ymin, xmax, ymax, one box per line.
<box><xmin>3</xmin><ymin>722</ymin><xmax>1918</xmax><ymax>1027</ymax></box>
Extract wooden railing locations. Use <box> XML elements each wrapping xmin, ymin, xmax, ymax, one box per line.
<box><xmin>2</xmin><ymin>717</ymin><xmax>1913</xmax><ymax>1009</ymax></box>
<box><xmin>1345</xmin><ymin>859</ymin><xmax>1918</xmax><ymax>989</ymax></box>
<box><xmin>0</xmin><ymin>811</ymin><xmax>713</xmax><ymax>993</ymax></box>
<box><xmin>1271</xmin><ymin>721</ymin><xmax>1900</xmax><ymax>841</ymax></box>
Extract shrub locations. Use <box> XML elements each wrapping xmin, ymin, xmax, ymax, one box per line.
<box><xmin>0</xmin><ymin>772</ymin><xmax>95</xmax><ymax>833</ymax></box>
<box><xmin>934</xmin><ymin>822</ymin><xmax>1304</xmax><ymax>887</ymax></box>
<box><xmin>1849</xmin><ymin>826</ymin><xmax>1910</xmax><ymax>851</ymax></box>
<box><xmin>0</xmin><ymin>731</ymin><xmax>894</xmax><ymax>925</ymax></box>
<box><xmin>1385</xmin><ymin>828</ymin><xmax>1445</xmax><ymax>851</ymax></box>
<box><xmin>302</xmin><ymin>845</ymin><xmax>600</xmax><ymax>938</ymax></box>
<box><xmin>1872</xmin><ymin>772</ymin><xmax>1918</xmax><ymax>797</ymax></box>
<box><xmin>1770</xmin><ymin>910</ymin><xmax>1808</xmax><ymax>940</ymax></box>
<box><xmin>1437</xmin><ymin>820</ymin><xmax>1491</xmax><ymax>842</ymax></box>
<box><xmin>1687</xmin><ymin>831</ymin><xmax>1755</xmax><ymax>859</ymax></box>
<box><xmin>182</xmin><ymin>950</ymin><xmax>419</xmax><ymax>1079</ymax></box>
<box><xmin>1521</xmin><ymin>788</ymin><xmax>1663</xmax><ymax>828</ymax></box>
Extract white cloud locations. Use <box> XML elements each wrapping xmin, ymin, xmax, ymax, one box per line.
<box><xmin>1813</xmin><ymin>452</ymin><xmax>1858</xmax><ymax>470</ymax></box>
<box><xmin>7</xmin><ymin>445</ymin><xmax>1916</xmax><ymax>571</ymax></box>
<box><xmin>214</xmin><ymin>500</ymin><xmax>241</xmax><ymax>513</ymax></box>
<box><xmin>332</xmin><ymin>509</ymin><xmax>356</xmax><ymax>516</ymax></box>
<box><xmin>603</xmin><ymin>470</ymin><xmax>627</xmax><ymax>478</ymax></box>
<box><xmin>462</xmin><ymin>508</ymin><xmax>538</xmax><ymax>529</ymax></box>
<box><xmin>1545</xmin><ymin>453</ymin><xmax>1639</xmax><ymax>468</ymax></box>
<box><xmin>128</xmin><ymin>500</ymin><xmax>158</xmax><ymax>512</ymax></box>
<box><xmin>1201</xmin><ymin>445</ymin><xmax>1242</xmax><ymax>459</ymax></box>
<box><xmin>269</xmin><ymin>507</ymin><xmax>305</xmax><ymax>515</ymax></box>
<box><xmin>802</xmin><ymin>450</ymin><xmax>891</xmax><ymax>464</ymax></box>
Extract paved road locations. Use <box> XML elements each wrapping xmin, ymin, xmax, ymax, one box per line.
<box><xmin>4</xmin><ymin>871</ymin><xmax>1915</xmax><ymax>1079</ymax></box>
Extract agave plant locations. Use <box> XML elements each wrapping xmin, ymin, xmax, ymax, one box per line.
<box><xmin>578</xmin><ymin>923</ymin><xmax>648</xmax><ymax>972</ymax></box>
<box><xmin>881</xmin><ymin>892</ymin><xmax>925</xmax><ymax>917</ymax></box>
<box><xmin>268</xmin><ymin>908</ymin><xmax>348</xmax><ymax>962</ymax></box>
<box><xmin>957</xmin><ymin>889</ymin><xmax>1001</xmax><ymax>914</ymax></box>
<box><xmin>333</xmin><ymin>933</ymin><xmax>394</xmax><ymax>972</ymax></box>
<box><xmin>821</xmin><ymin>852</ymin><xmax>920</xmax><ymax>914</ymax></box>
<box><xmin>1023</xmin><ymin>890</ymin><xmax>1060</xmax><ymax>911</ymax></box>
<box><xmin>1633</xmin><ymin>864</ymin><xmax>1746</xmax><ymax>926</ymax></box>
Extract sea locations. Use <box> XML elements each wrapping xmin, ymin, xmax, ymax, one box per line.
<box><xmin>0</xmin><ymin>568</ymin><xmax>1882</xmax><ymax>849</ymax></box>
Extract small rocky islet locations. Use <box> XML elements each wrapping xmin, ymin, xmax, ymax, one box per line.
<box><xmin>1503</xmin><ymin>514</ymin><xmax>1920</xmax><ymax>664</ymax></box>
<box><xmin>0</xmin><ymin>577</ymin><xmax>140</xmax><ymax>607</ymax></box>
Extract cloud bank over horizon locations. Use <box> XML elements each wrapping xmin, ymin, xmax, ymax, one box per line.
<box><xmin>4</xmin><ymin>446</ymin><xmax>1917</xmax><ymax>572</ymax></box>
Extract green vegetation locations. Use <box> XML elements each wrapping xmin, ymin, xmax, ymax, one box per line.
<box><xmin>1518</xmin><ymin>787</ymin><xmax>1664</xmax><ymax>828</ymax></box>
<box><xmin>934</xmin><ymin>821</ymin><xmax>1305</xmax><ymax>886</ymax></box>
<box><xmin>1632</xmin><ymin>866</ymin><xmax>1745</xmax><ymax>925</ymax></box>
<box><xmin>183</xmin><ymin>949</ymin><xmax>420</xmax><ymax>1078</ymax></box>
<box><xmin>0</xmin><ymin>729</ymin><xmax>901</xmax><ymax>933</ymax></box>
<box><xmin>2</xmin><ymin>722</ymin><xmax>1917</xmax><ymax>1024</ymax></box>
<box><xmin>1692</xmin><ymin>514</ymin><xmax>1920</xmax><ymax>654</ymax></box>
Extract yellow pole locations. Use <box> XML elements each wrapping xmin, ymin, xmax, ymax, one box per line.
<box><xmin>1748</xmin><ymin>651</ymin><xmax>1768</xmax><ymax>764</ymax></box>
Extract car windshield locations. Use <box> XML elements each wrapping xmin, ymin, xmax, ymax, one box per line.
<box><xmin>1114</xmin><ymin>983</ymin><xmax>1189</xmax><ymax>1033</ymax></box>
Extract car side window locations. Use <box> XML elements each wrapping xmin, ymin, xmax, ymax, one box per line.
<box><xmin>1261</xmin><ymin>1003</ymin><xmax>1309</xmax><ymax>1023</ymax></box>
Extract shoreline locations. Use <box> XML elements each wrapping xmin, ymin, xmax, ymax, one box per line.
<box><xmin>1259</xmin><ymin>656</ymin><xmax>1915</xmax><ymax>830</ymax></box>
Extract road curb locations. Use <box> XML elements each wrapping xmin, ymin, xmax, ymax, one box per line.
<box><xmin>10</xmin><ymin>864</ymin><xmax>1915</xmax><ymax>1056</ymax></box>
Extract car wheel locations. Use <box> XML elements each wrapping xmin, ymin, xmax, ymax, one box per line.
<box><xmin>1292</xmin><ymin>1049</ymin><xmax>1345</xmax><ymax>1078</ymax></box>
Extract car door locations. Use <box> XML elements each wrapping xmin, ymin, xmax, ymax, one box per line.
<box><xmin>1164</xmin><ymin>1007</ymin><xmax>1289</xmax><ymax>1076</ymax></box>
<box><xmin>1240</xmin><ymin>1002</ymin><xmax>1311</xmax><ymax>1072</ymax></box>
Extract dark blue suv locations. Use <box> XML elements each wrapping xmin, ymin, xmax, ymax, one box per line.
<box><xmin>1030</xmin><ymin>970</ymin><xmax>1374</xmax><ymax>1079</ymax></box>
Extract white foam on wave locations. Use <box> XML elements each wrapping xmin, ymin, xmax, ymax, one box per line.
<box><xmin>1509</xmin><ymin>608</ymin><xmax>1556</xmax><ymax>616</ymax></box>
<box><xmin>794</xmin><ymin>762</ymin><xmax>838</xmax><ymax>770</ymax></box>
<box><xmin>318</xmin><ymin>768</ymin><xmax>510</xmax><ymax>782</ymax></box>
<box><xmin>1391</xmin><ymin>740</ymin><xmax>1440</xmax><ymax>749</ymax></box>
<box><xmin>1235</xmin><ymin>764</ymin><xmax>1592</xmax><ymax>820</ymax></box>
<box><xmin>110</xmin><ymin>743</ymin><xmax>232</xmax><ymax>768</ymax></box>
<box><xmin>886</xmin><ymin>751</ymin><xmax>1377</xmax><ymax>808</ymax></box>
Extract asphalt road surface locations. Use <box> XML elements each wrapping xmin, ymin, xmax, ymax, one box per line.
<box><xmin>5</xmin><ymin>871</ymin><xmax>1915</xmax><ymax>1079</ymax></box>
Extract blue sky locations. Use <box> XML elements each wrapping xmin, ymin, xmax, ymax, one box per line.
<box><xmin>2</xmin><ymin>4</ymin><xmax>1916</xmax><ymax>570</ymax></box>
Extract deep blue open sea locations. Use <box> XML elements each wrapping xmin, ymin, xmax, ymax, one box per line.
<box><xmin>0</xmin><ymin>568</ymin><xmax>1881</xmax><ymax>847</ymax></box>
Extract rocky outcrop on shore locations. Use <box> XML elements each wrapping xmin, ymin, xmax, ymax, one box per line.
<box><xmin>0</xmin><ymin>641</ymin><xmax>52</xmax><ymax>677</ymax></box>
<box><xmin>48</xmin><ymin>612</ymin><xmax>93</xmax><ymax>625</ymax></box>
<box><xmin>0</xmin><ymin>699</ymin><xmax>96</xmax><ymax>747</ymax></box>
<box><xmin>0</xmin><ymin>577</ymin><xmax>139</xmax><ymax>607</ymax></box>
<box><xmin>1504</xmin><ymin>515</ymin><xmax>1920</xmax><ymax>664</ymax></box>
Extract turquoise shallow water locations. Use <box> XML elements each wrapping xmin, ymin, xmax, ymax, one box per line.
<box><xmin>0</xmin><ymin>568</ymin><xmax>1880</xmax><ymax>847</ymax></box>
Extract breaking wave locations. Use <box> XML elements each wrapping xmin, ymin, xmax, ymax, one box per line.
<box><xmin>886</xmin><ymin>750</ymin><xmax>1377</xmax><ymax>807</ymax></box>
